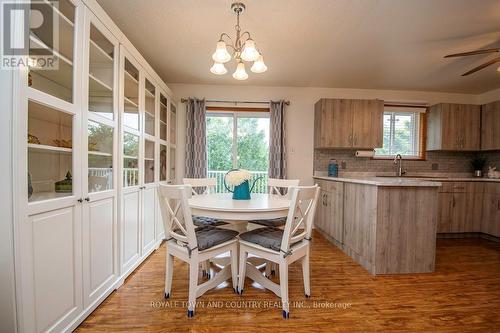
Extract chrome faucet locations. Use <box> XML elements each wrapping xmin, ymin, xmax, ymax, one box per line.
<box><xmin>394</xmin><ymin>154</ymin><xmax>406</xmax><ymax>177</ymax></box>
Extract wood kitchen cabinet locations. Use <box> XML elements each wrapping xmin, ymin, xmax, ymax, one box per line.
<box><xmin>314</xmin><ymin>180</ymin><xmax>344</xmax><ymax>244</ymax></box>
<box><xmin>437</xmin><ymin>182</ymin><xmax>483</xmax><ymax>233</ymax></box>
<box><xmin>481</xmin><ymin>183</ymin><xmax>500</xmax><ymax>237</ymax></box>
<box><xmin>314</xmin><ymin>98</ymin><xmax>383</xmax><ymax>149</ymax></box>
<box><xmin>426</xmin><ymin>103</ymin><xmax>481</xmax><ymax>151</ymax></box>
<box><xmin>481</xmin><ymin>100</ymin><xmax>500</xmax><ymax>151</ymax></box>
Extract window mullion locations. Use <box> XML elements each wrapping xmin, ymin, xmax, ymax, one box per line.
<box><xmin>232</xmin><ymin>114</ymin><xmax>238</xmax><ymax>169</ymax></box>
<box><xmin>390</xmin><ymin>112</ymin><xmax>396</xmax><ymax>155</ymax></box>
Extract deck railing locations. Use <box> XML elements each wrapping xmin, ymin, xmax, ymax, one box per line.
<box><xmin>207</xmin><ymin>170</ymin><xmax>268</xmax><ymax>193</ymax></box>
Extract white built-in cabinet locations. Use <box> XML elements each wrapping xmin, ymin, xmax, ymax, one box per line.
<box><xmin>13</xmin><ymin>1</ymin><xmax>177</xmax><ymax>332</ymax></box>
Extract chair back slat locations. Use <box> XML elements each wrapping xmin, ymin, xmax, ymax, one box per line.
<box><xmin>157</xmin><ymin>184</ymin><xmax>197</xmax><ymax>249</ymax></box>
<box><xmin>268</xmin><ymin>178</ymin><xmax>300</xmax><ymax>197</ymax></box>
<box><xmin>183</xmin><ymin>178</ymin><xmax>217</xmax><ymax>195</ymax></box>
<box><xmin>280</xmin><ymin>185</ymin><xmax>320</xmax><ymax>252</ymax></box>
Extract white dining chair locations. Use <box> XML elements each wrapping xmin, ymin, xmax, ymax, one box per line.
<box><xmin>248</xmin><ymin>178</ymin><xmax>300</xmax><ymax>228</ymax></box>
<box><xmin>157</xmin><ymin>184</ymin><xmax>239</xmax><ymax>317</ymax></box>
<box><xmin>237</xmin><ymin>185</ymin><xmax>320</xmax><ymax>319</ymax></box>
<box><xmin>182</xmin><ymin>177</ymin><xmax>228</xmax><ymax>277</ymax></box>
<box><xmin>248</xmin><ymin>178</ymin><xmax>300</xmax><ymax>276</ymax></box>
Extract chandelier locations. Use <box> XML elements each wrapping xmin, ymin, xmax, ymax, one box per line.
<box><xmin>210</xmin><ymin>2</ymin><xmax>267</xmax><ymax>80</ymax></box>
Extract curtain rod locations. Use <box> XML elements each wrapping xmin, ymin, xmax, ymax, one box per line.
<box><xmin>180</xmin><ymin>98</ymin><xmax>290</xmax><ymax>105</ymax></box>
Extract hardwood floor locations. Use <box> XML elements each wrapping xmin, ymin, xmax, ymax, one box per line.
<box><xmin>76</xmin><ymin>231</ymin><xmax>500</xmax><ymax>332</ymax></box>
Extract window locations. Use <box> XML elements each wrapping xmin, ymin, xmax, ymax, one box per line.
<box><xmin>375</xmin><ymin>105</ymin><xmax>426</xmax><ymax>159</ymax></box>
<box><xmin>206</xmin><ymin>111</ymin><xmax>270</xmax><ymax>193</ymax></box>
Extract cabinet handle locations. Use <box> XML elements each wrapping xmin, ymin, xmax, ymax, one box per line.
<box><xmin>77</xmin><ymin>198</ymin><xmax>83</xmax><ymax>203</ymax></box>
<box><xmin>497</xmin><ymin>200</ymin><xmax>500</xmax><ymax>210</ymax></box>
<box><xmin>452</xmin><ymin>196</ymin><xmax>455</xmax><ymax>207</ymax></box>
<box><xmin>324</xmin><ymin>193</ymin><xmax>328</xmax><ymax>207</ymax></box>
<box><xmin>84</xmin><ymin>197</ymin><xmax>90</xmax><ymax>202</ymax></box>
<box><xmin>353</xmin><ymin>134</ymin><xmax>357</xmax><ymax>146</ymax></box>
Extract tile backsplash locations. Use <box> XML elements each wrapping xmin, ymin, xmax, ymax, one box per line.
<box><xmin>314</xmin><ymin>149</ymin><xmax>500</xmax><ymax>175</ymax></box>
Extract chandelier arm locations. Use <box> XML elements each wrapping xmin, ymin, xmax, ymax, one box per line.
<box><xmin>240</xmin><ymin>31</ymin><xmax>252</xmax><ymax>41</ymax></box>
<box><xmin>219</xmin><ymin>33</ymin><xmax>233</xmax><ymax>43</ymax></box>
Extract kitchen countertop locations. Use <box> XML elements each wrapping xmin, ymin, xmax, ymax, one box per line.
<box><xmin>313</xmin><ymin>172</ymin><xmax>500</xmax><ymax>186</ymax></box>
<box><xmin>313</xmin><ymin>176</ymin><xmax>442</xmax><ymax>187</ymax></box>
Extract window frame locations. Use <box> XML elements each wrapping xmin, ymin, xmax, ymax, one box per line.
<box><xmin>206</xmin><ymin>108</ymin><xmax>270</xmax><ymax>170</ymax></box>
<box><xmin>373</xmin><ymin>105</ymin><xmax>427</xmax><ymax>161</ymax></box>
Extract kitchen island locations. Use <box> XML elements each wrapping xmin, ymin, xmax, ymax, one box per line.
<box><xmin>314</xmin><ymin>176</ymin><xmax>441</xmax><ymax>275</ymax></box>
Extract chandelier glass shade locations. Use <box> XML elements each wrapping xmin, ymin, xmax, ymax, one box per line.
<box><xmin>210</xmin><ymin>2</ymin><xmax>267</xmax><ymax>80</ymax></box>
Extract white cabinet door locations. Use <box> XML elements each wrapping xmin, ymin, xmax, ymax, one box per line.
<box><xmin>122</xmin><ymin>190</ymin><xmax>141</xmax><ymax>274</ymax></box>
<box><xmin>82</xmin><ymin>197</ymin><xmax>116</xmax><ymax>307</ymax></box>
<box><xmin>30</xmin><ymin>206</ymin><xmax>83</xmax><ymax>332</ymax></box>
<box><xmin>82</xmin><ymin>10</ymin><xmax>119</xmax><ymax>308</ymax></box>
<box><xmin>142</xmin><ymin>186</ymin><xmax>157</xmax><ymax>255</ymax></box>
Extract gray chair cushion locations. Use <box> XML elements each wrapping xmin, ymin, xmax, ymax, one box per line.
<box><xmin>193</xmin><ymin>215</ymin><xmax>228</xmax><ymax>227</ymax></box>
<box><xmin>248</xmin><ymin>217</ymin><xmax>286</xmax><ymax>228</ymax></box>
<box><xmin>239</xmin><ymin>227</ymin><xmax>285</xmax><ymax>251</ymax></box>
<box><xmin>196</xmin><ymin>226</ymin><xmax>239</xmax><ymax>251</ymax></box>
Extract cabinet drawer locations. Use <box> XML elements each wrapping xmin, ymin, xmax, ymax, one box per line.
<box><xmin>484</xmin><ymin>182</ymin><xmax>500</xmax><ymax>194</ymax></box>
<box><xmin>439</xmin><ymin>182</ymin><xmax>468</xmax><ymax>193</ymax></box>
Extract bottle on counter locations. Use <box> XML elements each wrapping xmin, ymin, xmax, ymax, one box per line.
<box><xmin>328</xmin><ymin>159</ymin><xmax>339</xmax><ymax>177</ymax></box>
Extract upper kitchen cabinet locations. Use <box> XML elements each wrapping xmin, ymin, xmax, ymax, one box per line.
<box><xmin>480</xmin><ymin>100</ymin><xmax>500</xmax><ymax>151</ymax></box>
<box><xmin>314</xmin><ymin>98</ymin><xmax>383</xmax><ymax>149</ymax></box>
<box><xmin>426</xmin><ymin>103</ymin><xmax>480</xmax><ymax>151</ymax></box>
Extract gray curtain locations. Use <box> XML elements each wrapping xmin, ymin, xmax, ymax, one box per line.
<box><xmin>184</xmin><ymin>98</ymin><xmax>207</xmax><ymax>178</ymax></box>
<box><xmin>269</xmin><ymin>100</ymin><xmax>287</xmax><ymax>179</ymax></box>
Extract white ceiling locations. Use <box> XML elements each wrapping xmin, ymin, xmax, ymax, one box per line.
<box><xmin>96</xmin><ymin>0</ymin><xmax>500</xmax><ymax>94</ymax></box>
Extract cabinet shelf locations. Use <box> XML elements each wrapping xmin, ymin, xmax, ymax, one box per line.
<box><xmin>30</xmin><ymin>34</ymin><xmax>73</xmax><ymax>66</ymax></box>
<box><xmin>90</xmin><ymin>39</ymin><xmax>113</xmax><ymax>63</ymax></box>
<box><xmin>123</xmin><ymin>155</ymin><xmax>138</xmax><ymax>160</ymax></box>
<box><xmin>88</xmin><ymin>150</ymin><xmax>112</xmax><ymax>157</ymax></box>
<box><xmin>28</xmin><ymin>143</ymin><xmax>72</xmax><ymax>154</ymax></box>
<box><xmin>125</xmin><ymin>70</ymin><xmax>138</xmax><ymax>84</ymax></box>
<box><xmin>124</xmin><ymin>97</ymin><xmax>138</xmax><ymax>111</ymax></box>
<box><xmin>43</xmin><ymin>0</ymin><xmax>74</xmax><ymax>27</ymax></box>
<box><xmin>145</xmin><ymin>89</ymin><xmax>154</xmax><ymax>98</ymax></box>
<box><xmin>89</xmin><ymin>73</ymin><xmax>112</xmax><ymax>94</ymax></box>
<box><xmin>28</xmin><ymin>191</ymin><xmax>71</xmax><ymax>203</ymax></box>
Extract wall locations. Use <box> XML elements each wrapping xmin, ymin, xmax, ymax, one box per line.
<box><xmin>171</xmin><ymin>83</ymin><xmax>489</xmax><ymax>184</ymax></box>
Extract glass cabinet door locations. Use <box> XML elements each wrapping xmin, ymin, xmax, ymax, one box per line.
<box><xmin>88</xmin><ymin>24</ymin><xmax>114</xmax><ymax>120</ymax></box>
<box><xmin>159</xmin><ymin>94</ymin><xmax>168</xmax><ymax>141</ymax></box>
<box><xmin>144</xmin><ymin>139</ymin><xmax>155</xmax><ymax>184</ymax></box>
<box><xmin>144</xmin><ymin>79</ymin><xmax>155</xmax><ymax>136</ymax></box>
<box><xmin>123</xmin><ymin>133</ymin><xmax>139</xmax><ymax>187</ymax></box>
<box><xmin>169</xmin><ymin>102</ymin><xmax>176</xmax><ymax>144</ymax></box>
<box><xmin>28</xmin><ymin>101</ymin><xmax>74</xmax><ymax>202</ymax></box>
<box><xmin>28</xmin><ymin>0</ymin><xmax>75</xmax><ymax>103</ymax></box>
<box><xmin>123</xmin><ymin>59</ymin><xmax>139</xmax><ymax>130</ymax></box>
<box><xmin>159</xmin><ymin>144</ymin><xmax>167</xmax><ymax>182</ymax></box>
<box><xmin>86</xmin><ymin>21</ymin><xmax>116</xmax><ymax>194</ymax></box>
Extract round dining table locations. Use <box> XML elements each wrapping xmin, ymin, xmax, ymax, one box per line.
<box><xmin>188</xmin><ymin>192</ymin><xmax>290</xmax><ymax>221</ymax></box>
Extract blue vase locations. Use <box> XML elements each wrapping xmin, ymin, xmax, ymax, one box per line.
<box><xmin>223</xmin><ymin>169</ymin><xmax>263</xmax><ymax>200</ymax></box>
<box><xmin>232</xmin><ymin>180</ymin><xmax>251</xmax><ymax>200</ymax></box>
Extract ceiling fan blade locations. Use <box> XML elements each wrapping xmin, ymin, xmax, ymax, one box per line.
<box><xmin>444</xmin><ymin>48</ymin><xmax>500</xmax><ymax>58</ymax></box>
<box><xmin>462</xmin><ymin>56</ymin><xmax>500</xmax><ymax>76</ymax></box>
